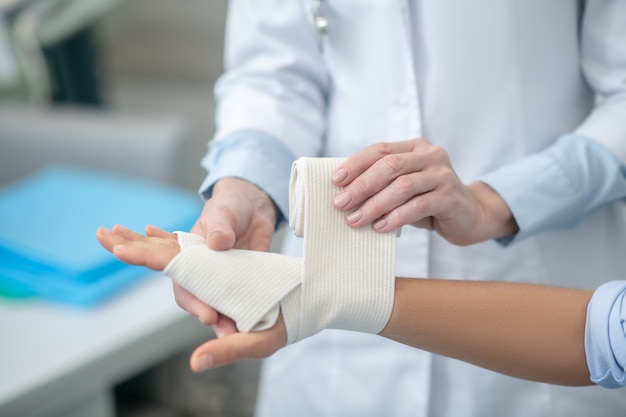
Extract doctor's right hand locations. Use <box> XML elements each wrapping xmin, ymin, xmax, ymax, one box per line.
<box><xmin>176</xmin><ymin>177</ymin><xmax>278</xmax><ymax>337</ymax></box>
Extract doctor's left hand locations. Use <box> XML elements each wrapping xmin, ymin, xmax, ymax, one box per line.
<box><xmin>96</xmin><ymin>225</ymin><xmax>287</xmax><ymax>372</ymax></box>
<box><xmin>331</xmin><ymin>139</ymin><xmax>518</xmax><ymax>245</ymax></box>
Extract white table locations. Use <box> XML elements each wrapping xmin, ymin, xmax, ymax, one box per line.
<box><xmin>0</xmin><ymin>274</ymin><xmax>211</xmax><ymax>417</ymax></box>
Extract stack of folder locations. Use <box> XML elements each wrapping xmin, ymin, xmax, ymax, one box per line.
<box><xmin>0</xmin><ymin>166</ymin><xmax>202</xmax><ymax>307</ymax></box>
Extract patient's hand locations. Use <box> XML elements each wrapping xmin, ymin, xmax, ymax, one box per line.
<box><xmin>97</xmin><ymin>225</ymin><xmax>224</xmax><ymax>325</ymax></box>
<box><xmin>96</xmin><ymin>224</ymin><xmax>180</xmax><ymax>270</ymax></box>
<box><xmin>96</xmin><ymin>224</ymin><xmax>287</xmax><ymax>371</ymax></box>
<box><xmin>97</xmin><ymin>225</ymin><xmax>226</xmax><ymax>329</ymax></box>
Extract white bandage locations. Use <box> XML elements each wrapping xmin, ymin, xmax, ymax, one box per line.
<box><xmin>284</xmin><ymin>158</ymin><xmax>396</xmax><ymax>341</ymax></box>
<box><xmin>164</xmin><ymin>158</ymin><xmax>396</xmax><ymax>343</ymax></box>
<box><xmin>164</xmin><ymin>233</ymin><xmax>301</xmax><ymax>332</ymax></box>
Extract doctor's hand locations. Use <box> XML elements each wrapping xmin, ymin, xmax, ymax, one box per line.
<box><xmin>180</xmin><ymin>177</ymin><xmax>278</xmax><ymax>337</ymax></box>
<box><xmin>191</xmin><ymin>177</ymin><xmax>277</xmax><ymax>252</ymax></box>
<box><xmin>332</xmin><ymin>139</ymin><xmax>518</xmax><ymax>245</ymax></box>
<box><xmin>95</xmin><ymin>224</ymin><xmax>287</xmax><ymax>371</ymax></box>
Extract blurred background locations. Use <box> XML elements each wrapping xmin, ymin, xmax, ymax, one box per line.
<box><xmin>1</xmin><ymin>0</ymin><xmax>226</xmax><ymax>190</ymax></box>
<box><xmin>0</xmin><ymin>0</ymin><xmax>263</xmax><ymax>416</ymax></box>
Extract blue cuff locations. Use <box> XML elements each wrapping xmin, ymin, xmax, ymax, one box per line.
<box><xmin>479</xmin><ymin>133</ymin><xmax>626</xmax><ymax>246</ymax></box>
<box><xmin>199</xmin><ymin>130</ymin><xmax>296</xmax><ymax>228</ymax></box>
<box><xmin>585</xmin><ymin>280</ymin><xmax>626</xmax><ymax>388</ymax></box>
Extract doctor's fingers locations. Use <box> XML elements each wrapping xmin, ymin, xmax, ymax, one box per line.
<box><xmin>372</xmin><ymin>183</ymin><xmax>477</xmax><ymax>237</ymax></box>
<box><xmin>189</xmin><ymin>317</ymin><xmax>287</xmax><ymax>372</ymax></box>
<box><xmin>193</xmin><ymin>199</ymin><xmax>274</xmax><ymax>253</ymax></box>
<box><xmin>343</xmin><ymin>171</ymin><xmax>440</xmax><ymax>229</ymax></box>
<box><xmin>334</xmin><ymin>142</ymin><xmax>451</xmax><ymax>212</ymax></box>
<box><xmin>332</xmin><ymin>139</ymin><xmax>426</xmax><ymax>187</ymax></box>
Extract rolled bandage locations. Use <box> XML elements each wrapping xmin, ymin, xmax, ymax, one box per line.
<box><xmin>164</xmin><ymin>158</ymin><xmax>396</xmax><ymax>343</ymax></box>
<box><xmin>283</xmin><ymin>158</ymin><xmax>396</xmax><ymax>342</ymax></box>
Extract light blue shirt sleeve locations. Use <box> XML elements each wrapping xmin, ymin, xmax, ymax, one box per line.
<box><xmin>585</xmin><ymin>280</ymin><xmax>626</xmax><ymax>388</ymax></box>
<box><xmin>479</xmin><ymin>133</ymin><xmax>626</xmax><ymax>245</ymax></box>
<box><xmin>198</xmin><ymin>130</ymin><xmax>296</xmax><ymax>228</ymax></box>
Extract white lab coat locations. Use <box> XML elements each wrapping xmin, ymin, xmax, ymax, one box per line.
<box><xmin>214</xmin><ymin>1</ymin><xmax>626</xmax><ymax>416</ymax></box>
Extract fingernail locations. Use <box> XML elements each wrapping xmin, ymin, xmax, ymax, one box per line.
<box><xmin>113</xmin><ymin>224</ymin><xmax>130</xmax><ymax>233</ymax></box>
<box><xmin>373</xmin><ymin>219</ymin><xmax>387</xmax><ymax>231</ymax></box>
<box><xmin>195</xmin><ymin>354</ymin><xmax>214</xmax><ymax>372</ymax></box>
<box><xmin>332</xmin><ymin>167</ymin><xmax>348</xmax><ymax>183</ymax></box>
<box><xmin>334</xmin><ymin>192</ymin><xmax>351</xmax><ymax>209</ymax></box>
<box><xmin>347</xmin><ymin>210</ymin><xmax>362</xmax><ymax>224</ymax></box>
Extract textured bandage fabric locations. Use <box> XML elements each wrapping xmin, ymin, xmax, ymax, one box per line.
<box><xmin>164</xmin><ymin>158</ymin><xmax>396</xmax><ymax>343</ymax></box>
<box><xmin>286</xmin><ymin>158</ymin><xmax>396</xmax><ymax>341</ymax></box>
<box><xmin>164</xmin><ymin>232</ymin><xmax>301</xmax><ymax>332</ymax></box>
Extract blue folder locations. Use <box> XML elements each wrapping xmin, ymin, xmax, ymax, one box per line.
<box><xmin>0</xmin><ymin>166</ymin><xmax>202</xmax><ymax>306</ymax></box>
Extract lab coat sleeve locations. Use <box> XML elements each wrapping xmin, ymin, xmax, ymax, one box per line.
<box><xmin>198</xmin><ymin>1</ymin><xmax>329</xmax><ymax>222</ymax></box>
<box><xmin>213</xmin><ymin>0</ymin><xmax>329</xmax><ymax>159</ymax></box>
<box><xmin>479</xmin><ymin>134</ymin><xmax>626</xmax><ymax>245</ymax></box>
<box><xmin>480</xmin><ymin>0</ymin><xmax>626</xmax><ymax>245</ymax></box>
<box><xmin>585</xmin><ymin>280</ymin><xmax>626</xmax><ymax>388</ymax></box>
<box><xmin>575</xmin><ymin>0</ymin><xmax>626</xmax><ymax>163</ymax></box>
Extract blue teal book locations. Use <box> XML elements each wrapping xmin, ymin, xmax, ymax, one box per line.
<box><xmin>0</xmin><ymin>166</ymin><xmax>202</xmax><ymax>306</ymax></box>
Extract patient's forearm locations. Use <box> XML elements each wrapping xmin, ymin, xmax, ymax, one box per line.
<box><xmin>98</xmin><ymin>225</ymin><xmax>595</xmax><ymax>382</ymax></box>
<box><xmin>381</xmin><ymin>278</ymin><xmax>593</xmax><ymax>386</ymax></box>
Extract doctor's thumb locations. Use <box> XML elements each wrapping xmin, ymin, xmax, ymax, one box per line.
<box><xmin>206</xmin><ymin>227</ymin><xmax>237</xmax><ymax>251</ymax></box>
<box><xmin>190</xmin><ymin>210</ymin><xmax>237</xmax><ymax>251</ymax></box>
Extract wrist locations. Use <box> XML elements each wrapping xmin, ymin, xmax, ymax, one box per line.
<box><xmin>469</xmin><ymin>182</ymin><xmax>519</xmax><ymax>241</ymax></box>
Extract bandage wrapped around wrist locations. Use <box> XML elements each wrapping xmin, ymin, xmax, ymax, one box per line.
<box><xmin>164</xmin><ymin>158</ymin><xmax>396</xmax><ymax>343</ymax></box>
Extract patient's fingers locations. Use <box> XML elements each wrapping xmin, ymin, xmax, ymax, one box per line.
<box><xmin>189</xmin><ymin>316</ymin><xmax>287</xmax><ymax>372</ymax></box>
<box><xmin>112</xmin><ymin>224</ymin><xmax>144</xmax><ymax>240</ymax></box>
<box><xmin>112</xmin><ymin>238</ymin><xmax>179</xmax><ymax>270</ymax></box>
<box><xmin>96</xmin><ymin>224</ymin><xmax>180</xmax><ymax>270</ymax></box>
<box><xmin>213</xmin><ymin>314</ymin><xmax>238</xmax><ymax>338</ymax></box>
<box><xmin>173</xmin><ymin>281</ymin><xmax>219</xmax><ymax>326</ymax></box>
<box><xmin>172</xmin><ymin>281</ymin><xmax>237</xmax><ymax>338</ymax></box>
<box><xmin>96</xmin><ymin>227</ymin><xmax>127</xmax><ymax>252</ymax></box>
<box><xmin>145</xmin><ymin>224</ymin><xmax>173</xmax><ymax>239</ymax></box>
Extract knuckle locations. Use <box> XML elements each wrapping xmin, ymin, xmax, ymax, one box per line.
<box><xmin>392</xmin><ymin>175</ymin><xmax>415</xmax><ymax>195</ymax></box>
<box><xmin>409</xmin><ymin>196</ymin><xmax>430</xmax><ymax>216</ymax></box>
<box><xmin>429</xmin><ymin>145</ymin><xmax>450</xmax><ymax>163</ymax></box>
<box><xmin>437</xmin><ymin>169</ymin><xmax>457</xmax><ymax>186</ymax></box>
<box><xmin>379</xmin><ymin>154</ymin><xmax>403</xmax><ymax>174</ymax></box>
<box><xmin>373</xmin><ymin>141</ymin><xmax>394</xmax><ymax>156</ymax></box>
<box><xmin>366</xmin><ymin>198</ymin><xmax>387</xmax><ymax>218</ymax></box>
<box><xmin>350</xmin><ymin>177</ymin><xmax>370</xmax><ymax>197</ymax></box>
<box><xmin>411</xmin><ymin>137</ymin><xmax>430</xmax><ymax>148</ymax></box>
